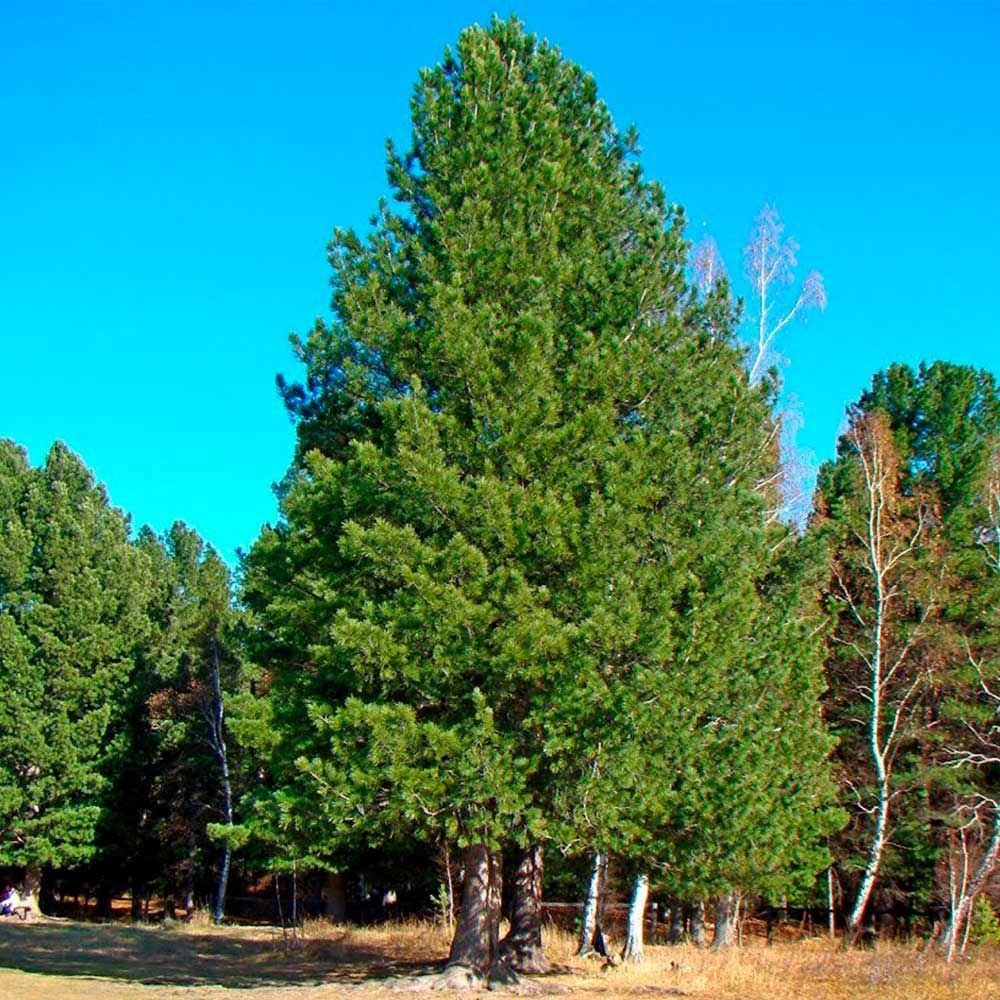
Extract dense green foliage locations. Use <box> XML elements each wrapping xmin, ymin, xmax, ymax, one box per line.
<box><xmin>0</xmin><ymin>441</ymin><xmax>149</xmax><ymax>872</ymax></box>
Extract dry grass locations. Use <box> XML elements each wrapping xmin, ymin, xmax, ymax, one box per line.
<box><xmin>0</xmin><ymin>916</ymin><xmax>997</xmax><ymax>999</ymax></box>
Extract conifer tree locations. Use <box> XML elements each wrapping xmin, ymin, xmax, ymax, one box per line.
<box><xmin>0</xmin><ymin>441</ymin><xmax>149</xmax><ymax>906</ymax></box>
<box><xmin>244</xmin><ymin>16</ymin><xmax>836</xmax><ymax>979</ymax></box>
<box><xmin>97</xmin><ymin>522</ymin><xmax>246</xmax><ymax>919</ymax></box>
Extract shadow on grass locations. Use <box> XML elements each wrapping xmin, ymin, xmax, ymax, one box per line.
<box><xmin>0</xmin><ymin>920</ymin><xmax>441</xmax><ymax>988</ymax></box>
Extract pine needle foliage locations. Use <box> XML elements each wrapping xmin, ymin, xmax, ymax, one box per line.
<box><xmin>243</xmin><ymin>16</ymin><xmax>836</xmax><ymax>900</ymax></box>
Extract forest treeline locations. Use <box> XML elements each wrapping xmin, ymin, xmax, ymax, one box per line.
<box><xmin>2</xmin><ymin>17</ymin><xmax>999</xmax><ymax>982</ymax></box>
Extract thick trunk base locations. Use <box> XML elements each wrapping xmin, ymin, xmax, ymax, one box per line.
<box><xmin>387</xmin><ymin>962</ymin><xmax>522</xmax><ymax>993</ymax></box>
<box><xmin>499</xmin><ymin>845</ymin><xmax>550</xmax><ymax>973</ymax></box>
<box><xmin>447</xmin><ymin>845</ymin><xmax>503</xmax><ymax>975</ymax></box>
<box><xmin>499</xmin><ymin>943</ymin><xmax>549</xmax><ymax>974</ymax></box>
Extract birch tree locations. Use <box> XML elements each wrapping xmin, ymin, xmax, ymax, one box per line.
<box><xmin>693</xmin><ymin>207</ymin><xmax>826</xmax><ymax>525</ymax></box>
<box><xmin>621</xmin><ymin>872</ymin><xmax>650</xmax><ymax>962</ymax></box>
<box><xmin>743</xmin><ymin>206</ymin><xmax>826</xmax><ymax>388</ymax></box>
<box><xmin>818</xmin><ymin>409</ymin><xmax>933</xmax><ymax>945</ymax></box>
<box><xmin>828</xmin><ymin>362</ymin><xmax>1000</xmax><ymax>940</ymax></box>
<box><xmin>576</xmin><ymin>852</ymin><xmax>608</xmax><ymax>956</ymax></box>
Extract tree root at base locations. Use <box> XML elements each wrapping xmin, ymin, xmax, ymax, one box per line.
<box><xmin>385</xmin><ymin>960</ymin><xmax>559</xmax><ymax>994</ymax></box>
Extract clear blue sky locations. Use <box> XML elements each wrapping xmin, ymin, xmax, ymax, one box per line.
<box><xmin>3</xmin><ymin>1</ymin><xmax>997</xmax><ymax>565</ymax></box>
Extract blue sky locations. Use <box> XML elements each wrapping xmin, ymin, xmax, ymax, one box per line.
<box><xmin>3</xmin><ymin>1</ymin><xmax>997</xmax><ymax>564</ymax></box>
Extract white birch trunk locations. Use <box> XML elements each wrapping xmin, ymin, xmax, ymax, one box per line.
<box><xmin>208</xmin><ymin>638</ymin><xmax>233</xmax><ymax>925</ymax></box>
<box><xmin>942</xmin><ymin>812</ymin><xmax>1000</xmax><ymax>961</ymax></box>
<box><xmin>827</xmin><ymin>867</ymin><xmax>836</xmax><ymax>941</ymax></box>
<box><xmin>840</xmin><ymin>416</ymin><xmax>924</xmax><ymax>947</ymax></box>
<box><xmin>621</xmin><ymin>873</ymin><xmax>649</xmax><ymax>963</ymax></box>
<box><xmin>577</xmin><ymin>852</ymin><xmax>607</xmax><ymax>956</ymax></box>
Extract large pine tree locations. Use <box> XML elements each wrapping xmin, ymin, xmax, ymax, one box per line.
<box><xmin>244</xmin><ymin>16</ymin><xmax>835</xmax><ymax>978</ymax></box>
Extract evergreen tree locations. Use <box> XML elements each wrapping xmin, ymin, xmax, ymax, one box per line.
<box><xmin>97</xmin><ymin>521</ymin><xmax>246</xmax><ymax>920</ymax></box>
<box><xmin>244</xmin><ymin>16</ymin><xmax>836</xmax><ymax>978</ymax></box>
<box><xmin>0</xmin><ymin>441</ymin><xmax>149</xmax><ymax>906</ymax></box>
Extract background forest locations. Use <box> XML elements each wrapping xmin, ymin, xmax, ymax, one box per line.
<box><xmin>2</xmin><ymin>17</ymin><xmax>999</xmax><ymax>982</ymax></box>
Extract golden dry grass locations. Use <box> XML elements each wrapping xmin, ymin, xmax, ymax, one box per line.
<box><xmin>0</xmin><ymin>917</ymin><xmax>997</xmax><ymax>999</ymax></box>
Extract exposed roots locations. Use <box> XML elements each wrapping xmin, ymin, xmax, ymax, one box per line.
<box><xmin>386</xmin><ymin>959</ymin><xmax>558</xmax><ymax>994</ymax></box>
<box><xmin>499</xmin><ymin>944</ymin><xmax>552</xmax><ymax>975</ymax></box>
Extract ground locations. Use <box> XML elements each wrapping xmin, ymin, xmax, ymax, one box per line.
<box><xmin>0</xmin><ymin>917</ymin><xmax>998</xmax><ymax>1000</ymax></box>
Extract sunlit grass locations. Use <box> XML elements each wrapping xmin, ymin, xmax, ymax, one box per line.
<box><xmin>0</xmin><ymin>916</ymin><xmax>997</xmax><ymax>998</ymax></box>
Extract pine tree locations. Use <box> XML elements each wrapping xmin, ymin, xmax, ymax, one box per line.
<box><xmin>244</xmin><ymin>16</ymin><xmax>836</xmax><ymax>978</ymax></box>
<box><xmin>0</xmin><ymin>440</ymin><xmax>149</xmax><ymax>907</ymax></box>
<box><xmin>97</xmin><ymin>522</ymin><xmax>246</xmax><ymax>920</ymax></box>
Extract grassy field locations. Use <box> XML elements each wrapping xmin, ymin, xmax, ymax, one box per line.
<box><xmin>1</xmin><ymin>916</ymin><xmax>998</xmax><ymax>999</ymax></box>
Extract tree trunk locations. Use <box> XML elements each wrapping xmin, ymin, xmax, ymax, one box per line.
<box><xmin>209</xmin><ymin>637</ymin><xmax>233</xmax><ymax>925</ymax></box>
<box><xmin>942</xmin><ymin>813</ymin><xmax>1000</xmax><ymax>961</ymax></box>
<box><xmin>577</xmin><ymin>851</ymin><xmax>607</xmax><ymax>956</ymax></box>
<box><xmin>827</xmin><ymin>868</ymin><xmax>837</xmax><ymax>941</ymax></box>
<box><xmin>843</xmin><ymin>778</ymin><xmax>889</xmax><ymax>947</ymax></box>
<box><xmin>499</xmin><ymin>845</ymin><xmax>549</xmax><ymax>972</ymax></box>
<box><xmin>621</xmin><ymin>873</ymin><xmax>649</xmax><ymax>963</ymax></box>
<box><xmin>324</xmin><ymin>871</ymin><xmax>347</xmax><ymax>922</ymax></box>
<box><xmin>711</xmin><ymin>893</ymin><xmax>737</xmax><ymax>950</ymax></box>
<box><xmin>183</xmin><ymin>811</ymin><xmax>197</xmax><ymax>914</ymax></box>
<box><xmin>213</xmin><ymin>846</ymin><xmax>231</xmax><ymax>924</ymax></box>
<box><xmin>130</xmin><ymin>873</ymin><xmax>142</xmax><ymax>921</ymax></box>
<box><xmin>691</xmin><ymin>900</ymin><xmax>707</xmax><ymax>947</ymax></box>
<box><xmin>447</xmin><ymin>844</ymin><xmax>503</xmax><ymax>977</ymax></box>
<box><xmin>668</xmin><ymin>900</ymin><xmax>685</xmax><ymax>944</ymax></box>
<box><xmin>21</xmin><ymin>865</ymin><xmax>42</xmax><ymax>915</ymax></box>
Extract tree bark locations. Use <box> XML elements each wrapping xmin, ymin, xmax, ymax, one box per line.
<box><xmin>447</xmin><ymin>844</ymin><xmax>503</xmax><ymax>976</ymax></box>
<box><xmin>827</xmin><ymin>868</ymin><xmax>837</xmax><ymax>941</ymax></box>
<box><xmin>711</xmin><ymin>893</ymin><xmax>737</xmax><ymax>950</ymax></box>
<box><xmin>130</xmin><ymin>873</ymin><xmax>142</xmax><ymax>921</ymax></box>
<box><xmin>621</xmin><ymin>873</ymin><xmax>649</xmax><ymax>963</ymax></box>
<box><xmin>843</xmin><ymin>777</ymin><xmax>889</xmax><ymax>946</ymax></box>
<box><xmin>21</xmin><ymin>865</ymin><xmax>42</xmax><ymax>915</ymax></box>
<box><xmin>577</xmin><ymin>851</ymin><xmax>608</xmax><ymax>956</ymax></box>
<box><xmin>690</xmin><ymin>900</ymin><xmax>707</xmax><ymax>947</ymax></box>
<box><xmin>668</xmin><ymin>900</ymin><xmax>685</xmax><ymax>944</ymax></box>
<box><xmin>499</xmin><ymin>845</ymin><xmax>549</xmax><ymax>972</ymax></box>
<box><xmin>324</xmin><ymin>871</ymin><xmax>347</xmax><ymax>922</ymax></box>
<box><xmin>214</xmin><ymin>846</ymin><xmax>231</xmax><ymax>925</ymax></box>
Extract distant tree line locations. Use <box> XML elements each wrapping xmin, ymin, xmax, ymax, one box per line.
<box><xmin>2</xmin><ymin>16</ymin><xmax>999</xmax><ymax>985</ymax></box>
